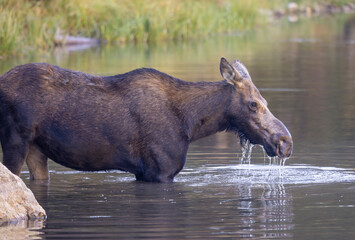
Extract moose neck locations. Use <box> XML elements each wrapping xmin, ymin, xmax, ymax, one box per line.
<box><xmin>178</xmin><ymin>81</ymin><xmax>233</xmax><ymax>142</ymax></box>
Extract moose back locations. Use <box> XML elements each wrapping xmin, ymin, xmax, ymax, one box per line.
<box><xmin>0</xmin><ymin>58</ymin><xmax>292</xmax><ymax>182</ymax></box>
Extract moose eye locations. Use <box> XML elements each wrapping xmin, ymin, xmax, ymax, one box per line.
<box><xmin>249</xmin><ymin>101</ymin><xmax>258</xmax><ymax>111</ymax></box>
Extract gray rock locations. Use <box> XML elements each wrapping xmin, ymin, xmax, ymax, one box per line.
<box><xmin>0</xmin><ymin>163</ymin><xmax>46</xmax><ymax>223</ymax></box>
<box><xmin>54</xmin><ymin>34</ymin><xmax>99</xmax><ymax>46</ymax></box>
<box><xmin>287</xmin><ymin>2</ymin><xmax>298</xmax><ymax>13</ymax></box>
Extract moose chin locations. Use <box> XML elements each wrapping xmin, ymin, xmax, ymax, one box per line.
<box><xmin>0</xmin><ymin>58</ymin><xmax>292</xmax><ymax>183</ymax></box>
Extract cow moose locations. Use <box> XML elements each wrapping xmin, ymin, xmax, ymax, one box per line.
<box><xmin>0</xmin><ymin>58</ymin><xmax>293</xmax><ymax>182</ymax></box>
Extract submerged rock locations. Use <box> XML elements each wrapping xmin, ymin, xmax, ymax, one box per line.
<box><xmin>0</xmin><ymin>163</ymin><xmax>46</xmax><ymax>223</ymax></box>
<box><xmin>54</xmin><ymin>34</ymin><xmax>100</xmax><ymax>46</ymax></box>
<box><xmin>273</xmin><ymin>2</ymin><xmax>355</xmax><ymax>19</ymax></box>
<box><xmin>287</xmin><ymin>2</ymin><xmax>298</xmax><ymax>13</ymax></box>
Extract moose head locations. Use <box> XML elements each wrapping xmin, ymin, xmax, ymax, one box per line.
<box><xmin>220</xmin><ymin>58</ymin><xmax>293</xmax><ymax>159</ymax></box>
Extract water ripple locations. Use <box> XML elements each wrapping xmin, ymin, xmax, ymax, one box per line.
<box><xmin>176</xmin><ymin>164</ymin><xmax>355</xmax><ymax>186</ymax></box>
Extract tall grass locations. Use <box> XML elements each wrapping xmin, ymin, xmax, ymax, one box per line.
<box><xmin>0</xmin><ymin>10</ymin><xmax>18</xmax><ymax>55</ymax></box>
<box><xmin>0</xmin><ymin>0</ymin><xmax>353</xmax><ymax>57</ymax></box>
<box><xmin>0</xmin><ymin>0</ymin><xmax>269</xmax><ymax>56</ymax></box>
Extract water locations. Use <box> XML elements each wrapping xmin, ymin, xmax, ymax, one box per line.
<box><xmin>1</xmin><ymin>14</ymin><xmax>355</xmax><ymax>239</ymax></box>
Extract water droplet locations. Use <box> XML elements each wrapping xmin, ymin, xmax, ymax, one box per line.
<box><xmin>239</xmin><ymin>140</ymin><xmax>250</xmax><ymax>164</ymax></box>
<box><xmin>238</xmin><ymin>143</ymin><xmax>288</xmax><ymax>168</ymax></box>
<box><xmin>246</xmin><ymin>143</ymin><xmax>254</xmax><ymax>165</ymax></box>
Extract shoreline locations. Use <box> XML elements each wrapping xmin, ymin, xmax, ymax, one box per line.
<box><xmin>271</xmin><ymin>2</ymin><xmax>355</xmax><ymax>18</ymax></box>
<box><xmin>0</xmin><ymin>0</ymin><xmax>354</xmax><ymax>58</ymax></box>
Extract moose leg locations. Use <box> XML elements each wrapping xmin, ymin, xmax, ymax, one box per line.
<box><xmin>2</xmin><ymin>140</ymin><xmax>29</xmax><ymax>176</ymax></box>
<box><xmin>135</xmin><ymin>145</ymin><xmax>188</xmax><ymax>183</ymax></box>
<box><xmin>26</xmin><ymin>144</ymin><xmax>49</xmax><ymax>180</ymax></box>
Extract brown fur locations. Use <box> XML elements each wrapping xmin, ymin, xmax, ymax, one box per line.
<box><xmin>0</xmin><ymin>59</ymin><xmax>292</xmax><ymax>182</ymax></box>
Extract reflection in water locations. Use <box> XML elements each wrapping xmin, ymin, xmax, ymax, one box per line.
<box><xmin>231</xmin><ymin>183</ymin><xmax>293</xmax><ymax>239</ymax></box>
<box><xmin>344</xmin><ymin>16</ymin><xmax>355</xmax><ymax>43</ymax></box>
<box><xmin>0</xmin><ymin>220</ymin><xmax>45</xmax><ymax>240</ymax></box>
<box><xmin>20</xmin><ymin>160</ymin><xmax>354</xmax><ymax>239</ymax></box>
<box><xmin>21</xmin><ymin>168</ymin><xmax>295</xmax><ymax>239</ymax></box>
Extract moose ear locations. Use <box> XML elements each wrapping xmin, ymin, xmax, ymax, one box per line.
<box><xmin>232</xmin><ymin>59</ymin><xmax>251</xmax><ymax>80</ymax></box>
<box><xmin>220</xmin><ymin>57</ymin><xmax>243</xmax><ymax>85</ymax></box>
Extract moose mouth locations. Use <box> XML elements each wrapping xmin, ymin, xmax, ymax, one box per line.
<box><xmin>262</xmin><ymin>141</ymin><xmax>278</xmax><ymax>158</ymax></box>
<box><xmin>237</xmin><ymin>131</ymin><xmax>292</xmax><ymax>159</ymax></box>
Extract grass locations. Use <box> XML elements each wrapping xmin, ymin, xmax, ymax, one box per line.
<box><xmin>0</xmin><ymin>0</ymin><xmax>354</xmax><ymax>57</ymax></box>
<box><xmin>0</xmin><ymin>10</ymin><xmax>18</xmax><ymax>55</ymax></box>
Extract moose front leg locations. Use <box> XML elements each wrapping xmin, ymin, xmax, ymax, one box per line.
<box><xmin>135</xmin><ymin>144</ymin><xmax>188</xmax><ymax>183</ymax></box>
<box><xmin>26</xmin><ymin>144</ymin><xmax>49</xmax><ymax>180</ymax></box>
<box><xmin>2</xmin><ymin>141</ymin><xmax>29</xmax><ymax>176</ymax></box>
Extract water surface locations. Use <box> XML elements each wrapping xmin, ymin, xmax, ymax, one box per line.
<box><xmin>1</xmin><ymin>14</ymin><xmax>355</xmax><ymax>239</ymax></box>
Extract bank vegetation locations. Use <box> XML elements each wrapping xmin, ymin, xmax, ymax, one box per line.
<box><xmin>0</xmin><ymin>0</ymin><xmax>354</xmax><ymax>57</ymax></box>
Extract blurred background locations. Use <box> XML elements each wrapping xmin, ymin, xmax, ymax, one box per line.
<box><xmin>1</xmin><ymin>1</ymin><xmax>355</xmax><ymax>239</ymax></box>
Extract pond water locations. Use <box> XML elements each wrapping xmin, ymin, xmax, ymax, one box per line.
<box><xmin>1</xmin><ymin>14</ymin><xmax>355</xmax><ymax>239</ymax></box>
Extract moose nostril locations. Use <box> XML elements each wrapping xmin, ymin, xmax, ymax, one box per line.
<box><xmin>277</xmin><ymin>138</ymin><xmax>293</xmax><ymax>158</ymax></box>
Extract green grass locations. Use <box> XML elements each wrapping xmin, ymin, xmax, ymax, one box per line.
<box><xmin>0</xmin><ymin>0</ymin><xmax>353</xmax><ymax>57</ymax></box>
<box><xmin>0</xmin><ymin>0</ymin><xmax>260</xmax><ymax>56</ymax></box>
<box><xmin>0</xmin><ymin>10</ymin><xmax>18</xmax><ymax>55</ymax></box>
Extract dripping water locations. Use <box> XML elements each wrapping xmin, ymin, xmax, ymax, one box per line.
<box><xmin>246</xmin><ymin>143</ymin><xmax>254</xmax><ymax>165</ymax></box>
<box><xmin>281</xmin><ymin>158</ymin><xmax>289</xmax><ymax>166</ymax></box>
<box><xmin>239</xmin><ymin>140</ymin><xmax>255</xmax><ymax>164</ymax></box>
<box><xmin>239</xmin><ymin>139</ymin><xmax>288</xmax><ymax>167</ymax></box>
<box><xmin>239</xmin><ymin>140</ymin><xmax>249</xmax><ymax>164</ymax></box>
<box><xmin>261</xmin><ymin>145</ymin><xmax>266</xmax><ymax>164</ymax></box>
